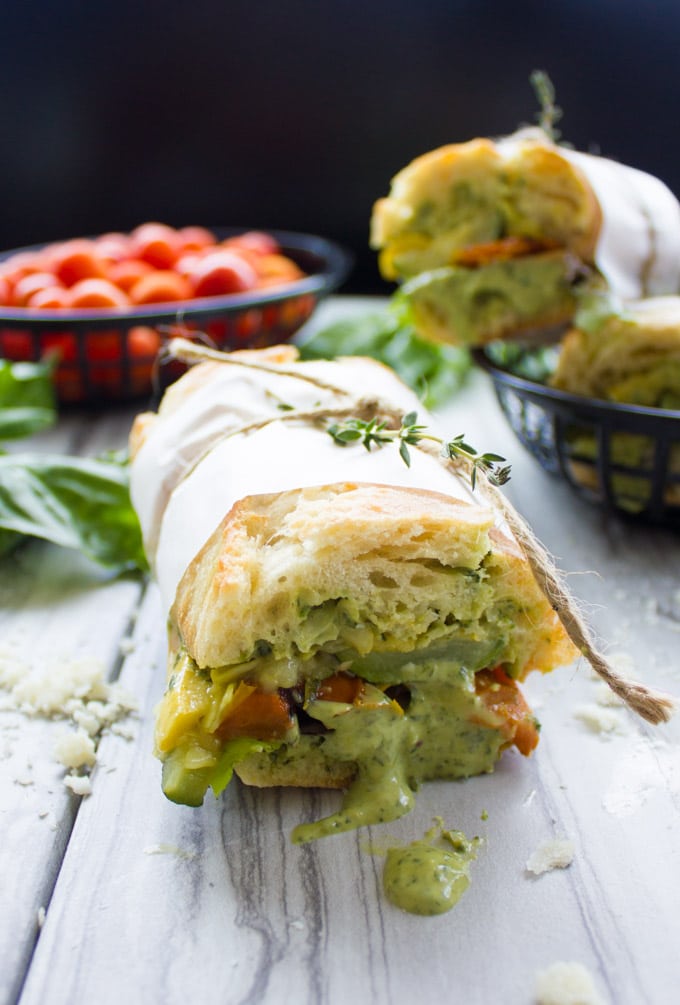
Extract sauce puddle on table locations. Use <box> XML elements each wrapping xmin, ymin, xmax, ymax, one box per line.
<box><xmin>374</xmin><ymin>817</ymin><xmax>481</xmax><ymax>916</ymax></box>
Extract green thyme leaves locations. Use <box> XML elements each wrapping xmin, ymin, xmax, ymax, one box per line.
<box><xmin>327</xmin><ymin>411</ymin><xmax>511</xmax><ymax>489</ymax></box>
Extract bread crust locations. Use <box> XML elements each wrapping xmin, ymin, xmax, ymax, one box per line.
<box><xmin>172</xmin><ymin>480</ymin><xmax>576</xmax><ymax>679</ymax></box>
<box><xmin>370</xmin><ymin>133</ymin><xmax>602</xmax><ymax>263</ymax></box>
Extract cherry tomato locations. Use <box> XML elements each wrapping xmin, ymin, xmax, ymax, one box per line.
<box><xmin>129</xmin><ymin>222</ymin><xmax>182</xmax><ymax>270</ymax></box>
<box><xmin>0</xmin><ymin>250</ymin><xmax>51</xmax><ymax>287</ymax></box>
<box><xmin>0</xmin><ymin>275</ymin><xmax>12</xmax><ymax>306</ymax></box>
<box><xmin>129</xmin><ymin>270</ymin><xmax>193</xmax><ymax>305</ymax></box>
<box><xmin>222</xmin><ymin>231</ymin><xmax>280</xmax><ymax>256</ymax></box>
<box><xmin>13</xmin><ymin>272</ymin><xmax>64</xmax><ymax>306</ymax></box>
<box><xmin>0</xmin><ymin>329</ymin><xmax>34</xmax><ymax>358</ymax></box>
<box><xmin>85</xmin><ymin>329</ymin><xmax>123</xmax><ymax>362</ymax></box>
<box><xmin>128</xmin><ymin>325</ymin><xmax>161</xmax><ymax>357</ymax></box>
<box><xmin>107</xmin><ymin>258</ymin><xmax>154</xmax><ymax>293</ymax></box>
<box><xmin>187</xmin><ymin>250</ymin><xmax>258</xmax><ymax>298</ymax></box>
<box><xmin>177</xmin><ymin>225</ymin><xmax>216</xmax><ymax>253</ymax></box>
<box><xmin>254</xmin><ymin>253</ymin><xmax>304</xmax><ymax>286</ymax></box>
<box><xmin>95</xmin><ymin>232</ymin><xmax>132</xmax><ymax>264</ymax></box>
<box><xmin>27</xmin><ymin>286</ymin><xmax>71</xmax><ymax>309</ymax></box>
<box><xmin>53</xmin><ymin>239</ymin><xmax>108</xmax><ymax>287</ymax></box>
<box><xmin>69</xmin><ymin>278</ymin><xmax>131</xmax><ymax>308</ymax></box>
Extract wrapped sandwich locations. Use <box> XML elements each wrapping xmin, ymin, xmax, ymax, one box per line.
<box><xmin>551</xmin><ymin>294</ymin><xmax>680</xmax><ymax>408</ymax></box>
<box><xmin>127</xmin><ymin>343</ymin><xmax>584</xmax><ymax>842</ymax></box>
<box><xmin>550</xmin><ymin>294</ymin><xmax>680</xmax><ymax>508</ymax></box>
<box><xmin>370</xmin><ymin>129</ymin><xmax>680</xmax><ymax>346</ymax></box>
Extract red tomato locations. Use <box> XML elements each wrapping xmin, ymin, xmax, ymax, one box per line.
<box><xmin>95</xmin><ymin>232</ymin><xmax>132</xmax><ymax>264</ymax></box>
<box><xmin>53</xmin><ymin>239</ymin><xmax>108</xmax><ymax>287</ymax></box>
<box><xmin>69</xmin><ymin>278</ymin><xmax>131</xmax><ymax>308</ymax></box>
<box><xmin>107</xmin><ymin>258</ymin><xmax>154</xmax><ymax>293</ymax></box>
<box><xmin>129</xmin><ymin>270</ymin><xmax>193</xmax><ymax>305</ymax></box>
<box><xmin>85</xmin><ymin>329</ymin><xmax>123</xmax><ymax>362</ymax></box>
<box><xmin>187</xmin><ymin>250</ymin><xmax>258</xmax><ymax>298</ymax></box>
<box><xmin>0</xmin><ymin>275</ymin><xmax>12</xmax><ymax>306</ymax></box>
<box><xmin>41</xmin><ymin>332</ymin><xmax>78</xmax><ymax>363</ymax></box>
<box><xmin>177</xmin><ymin>225</ymin><xmax>216</xmax><ymax>253</ymax></box>
<box><xmin>27</xmin><ymin>286</ymin><xmax>71</xmax><ymax>309</ymax></box>
<box><xmin>13</xmin><ymin>272</ymin><xmax>63</xmax><ymax>307</ymax></box>
<box><xmin>222</xmin><ymin>231</ymin><xmax>279</xmax><ymax>256</ymax></box>
<box><xmin>0</xmin><ymin>250</ymin><xmax>50</xmax><ymax>286</ymax></box>
<box><xmin>129</xmin><ymin>222</ymin><xmax>182</xmax><ymax>270</ymax></box>
<box><xmin>254</xmin><ymin>253</ymin><xmax>304</xmax><ymax>286</ymax></box>
<box><xmin>174</xmin><ymin>251</ymin><xmax>209</xmax><ymax>277</ymax></box>
<box><xmin>128</xmin><ymin>325</ymin><xmax>161</xmax><ymax>357</ymax></box>
<box><xmin>0</xmin><ymin>329</ymin><xmax>34</xmax><ymax>358</ymax></box>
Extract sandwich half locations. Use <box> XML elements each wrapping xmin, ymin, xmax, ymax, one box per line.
<box><xmin>370</xmin><ymin>129</ymin><xmax>680</xmax><ymax>346</ymax></box>
<box><xmin>129</xmin><ymin>346</ymin><xmax>577</xmax><ymax>841</ymax></box>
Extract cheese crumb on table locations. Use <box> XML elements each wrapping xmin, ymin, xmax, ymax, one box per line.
<box><xmin>526</xmin><ymin>838</ymin><xmax>574</xmax><ymax>876</ymax></box>
<box><xmin>534</xmin><ymin>961</ymin><xmax>607</xmax><ymax>1005</ymax></box>
<box><xmin>64</xmin><ymin>773</ymin><xmax>93</xmax><ymax>797</ymax></box>
<box><xmin>0</xmin><ymin>646</ymin><xmax>138</xmax><ymax>795</ymax></box>
<box><xmin>573</xmin><ymin>704</ymin><xmax>627</xmax><ymax>736</ymax></box>
<box><xmin>54</xmin><ymin>729</ymin><xmax>97</xmax><ymax>769</ymax></box>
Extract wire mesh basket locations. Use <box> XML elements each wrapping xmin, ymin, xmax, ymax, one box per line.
<box><xmin>0</xmin><ymin>229</ymin><xmax>352</xmax><ymax>405</ymax></box>
<box><xmin>473</xmin><ymin>348</ymin><xmax>680</xmax><ymax>527</ymax></box>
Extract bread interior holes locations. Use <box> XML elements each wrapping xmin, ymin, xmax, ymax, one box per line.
<box><xmin>368</xmin><ymin>571</ymin><xmax>399</xmax><ymax>589</ymax></box>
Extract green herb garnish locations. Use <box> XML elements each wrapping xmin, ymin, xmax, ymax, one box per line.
<box><xmin>530</xmin><ymin>69</ymin><xmax>563</xmax><ymax>143</ymax></box>
<box><xmin>327</xmin><ymin>410</ymin><xmax>511</xmax><ymax>490</ymax></box>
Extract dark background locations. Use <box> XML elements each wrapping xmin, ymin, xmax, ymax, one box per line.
<box><xmin>1</xmin><ymin>0</ymin><xmax>679</xmax><ymax>293</ymax></box>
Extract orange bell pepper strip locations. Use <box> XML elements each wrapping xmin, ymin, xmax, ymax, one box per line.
<box><xmin>313</xmin><ymin>672</ymin><xmax>366</xmax><ymax>704</ymax></box>
<box><xmin>451</xmin><ymin>236</ymin><xmax>559</xmax><ymax>268</ymax></box>
<box><xmin>216</xmin><ymin>688</ymin><xmax>295</xmax><ymax>742</ymax></box>
<box><xmin>475</xmin><ymin>666</ymin><xmax>540</xmax><ymax>756</ymax></box>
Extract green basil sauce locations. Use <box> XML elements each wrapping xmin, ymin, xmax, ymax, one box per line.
<box><xmin>382</xmin><ymin>820</ymin><xmax>479</xmax><ymax>916</ymax></box>
<box><xmin>289</xmin><ymin>662</ymin><xmax>503</xmax><ymax>844</ymax></box>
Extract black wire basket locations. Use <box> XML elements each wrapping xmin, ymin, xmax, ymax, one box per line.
<box><xmin>0</xmin><ymin>229</ymin><xmax>352</xmax><ymax>405</ymax></box>
<box><xmin>473</xmin><ymin>348</ymin><xmax>680</xmax><ymax>528</ymax></box>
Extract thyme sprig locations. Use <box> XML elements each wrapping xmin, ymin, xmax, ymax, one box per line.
<box><xmin>530</xmin><ymin>69</ymin><xmax>563</xmax><ymax>143</ymax></box>
<box><xmin>327</xmin><ymin>411</ymin><xmax>511</xmax><ymax>489</ymax></box>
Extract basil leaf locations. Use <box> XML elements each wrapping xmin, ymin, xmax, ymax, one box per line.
<box><xmin>298</xmin><ymin>298</ymin><xmax>470</xmax><ymax>408</ymax></box>
<box><xmin>0</xmin><ymin>452</ymin><xmax>148</xmax><ymax>572</ymax></box>
<box><xmin>0</xmin><ymin>358</ymin><xmax>57</xmax><ymax>439</ymax></box>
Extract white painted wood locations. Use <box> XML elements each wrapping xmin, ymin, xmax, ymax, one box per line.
<box><xmin>1</xmin><ymin>298</ymin><xmax>679</xmax><ymax>1005</ymax></box>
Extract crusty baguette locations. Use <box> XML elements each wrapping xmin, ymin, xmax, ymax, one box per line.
<box><xmin>131</xmin><ymin>346</ymin><xmax>579</xmax><ymax>807</ymax></box>
<box><xmin>370</xmin><ymin>130</ymin><xmax>680</xmax><ymax>346</ymax></box>
<box><xmin>172</xmin><ymin>481</ymin><xmax>575</xmax><ymax>681</ymax></box>
<box><xmin>371</xmin><ymin>134</ymin><xmax>601</xmax><ymax>265</ymax></box>
<box><xmin>552</xmin><ymin>295</ymin><xmax>680</xmax><ymax>403</ymax></box>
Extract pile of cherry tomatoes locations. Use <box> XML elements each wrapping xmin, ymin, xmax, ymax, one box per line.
<box><xmin>0</xmin><ymin>223</ymin><xmax>305</xmax><ymax>311</ymax></box>
<box><xmin>0</xmin><ymin>224</ymin><xmax>315</xmax><ymax>402</ymax></box>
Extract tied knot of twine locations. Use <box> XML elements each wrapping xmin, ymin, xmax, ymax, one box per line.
<box><xmin>164</xmin><ymin>337</ymin><xmax>676</xmax><ymax>725</ymax></box>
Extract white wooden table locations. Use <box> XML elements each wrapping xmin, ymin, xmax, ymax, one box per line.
<box><xmin>1</xmin><ymin>298</ymin><xmax>679</xmax><ymax>1005</ymax></box>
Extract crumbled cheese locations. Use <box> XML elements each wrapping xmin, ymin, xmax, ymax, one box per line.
<box><xmin>573</xmin><ymin>705</ymin><xmax>626</xmax><ymax>736</ymax></box>
<box><xmin>64</xmin><ymin>773</ymin><xmax>93</xmax><ymax>797</ymax></box>
<box><xmin>526</xmin><ymin>839</ymin><xmax>574</xmax><ymax>876</ymax></box>
<box><xmin>593</xmin><ymin>683</ymin><xmax>623</xmax><ymax>708</ymax></box>
<box><xmin>0</xmin><ymin>647</ymin><xmax>138</xmax><ymax>795</ymax></box>
<box><xmin>54</xmin><ymin>729</ymin><xmax>97</xmax><ymax>770</ymax></box>
<box><xmin>37</xmin><ymin>906</ymin><xmax>46</xmax><ymax>929</ymax></box>
<box><xmin>534</xmin><ymin>961</ymin><xmax>607</xmax><ymax>1005</ymax></box>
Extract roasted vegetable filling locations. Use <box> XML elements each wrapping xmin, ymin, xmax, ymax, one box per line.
<box><xmin>155</xmin><ymin>635</ymin><xmax>540</xmax><ymax>840</ymax></box>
